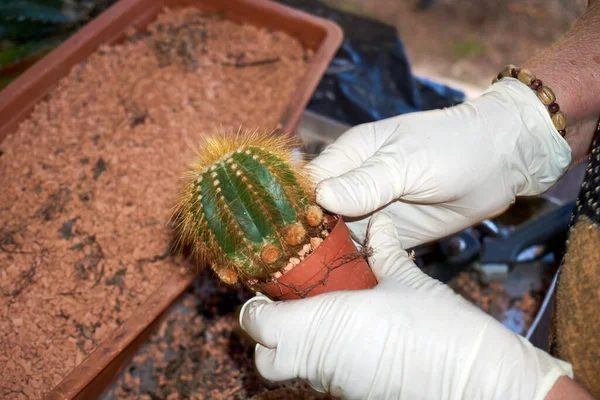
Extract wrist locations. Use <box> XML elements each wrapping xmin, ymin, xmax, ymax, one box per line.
<box><xmin>522</xmin><ymin>59</ymin><xmax>600</xmax><ymax>166</ymax></box>
<box><xmin>520</xmin><ymin>1</ymin><xmax>600</xmax><ymax>164</ymax></box>
<box><xmin>545</xmin><ymin>376</ymin><xmax>596</xmax><ymax>400</ymax></box>
<box><xmin>529</xmin><ymin>345</ymin><xmax>575</xmax><ymax>400</ymax></box>
<box><xmin>460</xmin><ymin>316</ymin><xmax>573</xmax><ymax>400</ymax></box>
<box><xmin>479</xmin><ymin>79</ymin><xmax>572</xmax><ymax>197</ymax></box>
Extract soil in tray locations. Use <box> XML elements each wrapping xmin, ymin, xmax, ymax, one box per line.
<box><xmin>447</xmin><ymin>269</ymin><xmax>551</xmax><ymax>335</ymax></box>
<box><xmin>0</xmin><ymin>7</ymin><xmax>311</xmax><ymax>399</ymax></box>
<box><xmin>101</xmin><ymin>270</ymin><xmax>329</xmax><ymax>400</ymax></box>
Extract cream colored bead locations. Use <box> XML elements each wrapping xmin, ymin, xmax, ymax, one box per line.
<box><xmin>500</xmin><ymin>64</ymin><xmax>516</xmax><ymax>78</ymax></box>
<box><xmin>552</xmin><ymin>111</ymin><xmax>566</xmax><ymax>131</ymax></box>
<box><xmin>517</xmin><ymin>68</ymin><xmax>535</xmax><ymax>85</ymax></box>
<box><xmin>536</xmin><ymin>86</ymin><xmax>556</xmax><ymax>106</ymax></box>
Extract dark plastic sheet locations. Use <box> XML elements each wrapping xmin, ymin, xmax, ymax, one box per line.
<box><xmin>277</xmin><ymin>0</ymin><xmax>466</xmax><ymax>125</ymax></box>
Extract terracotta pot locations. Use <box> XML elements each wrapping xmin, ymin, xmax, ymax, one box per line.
<box><xmin>255</xmin><ymin>215</ymin><xmax>378</xmax><ymax>300</ymax></box>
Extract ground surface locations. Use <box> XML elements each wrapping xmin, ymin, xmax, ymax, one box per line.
<box><xmin>323</xmin><ymin>0</ymin><xmax>587</xmax><ymax>92</ymax></box>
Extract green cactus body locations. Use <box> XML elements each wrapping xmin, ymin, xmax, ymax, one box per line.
<box><xmin>174</xmin><ymin>132</ymin><xmax>322</xmax><ymax>285</ymax></box>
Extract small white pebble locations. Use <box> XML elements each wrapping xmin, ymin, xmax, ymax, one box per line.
<box><xmin>273</xmin><ymin>271</ymin><xmax>282</xmax><ymax>278</ymax></box>
<box><xmin>290</xmin><ymin>257</ymin><xmax>300</xmax><ymax>265</ymax></box>
<box><xmin>310</xmin><ymin>237</ymin><xmax>323</xmax><ymax>250</ymax></box>
<box><xmin>284</xmin><ymin>262</ymin><xmax>294</xmax><ymax>272</ymax></box>
<box><xmin>298</xmin><ymin>243</ymin><xmax>311</xmax><ymax>257</ymax></box>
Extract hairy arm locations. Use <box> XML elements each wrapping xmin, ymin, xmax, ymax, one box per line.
<box><xmin>526</xmin><ymin>7</ymin><xmax>599</xmax><ymax>400</ymax></box>
<box><xmin>523</xmin><ymin>0</ymin><xmax>600</xmax><ymax>165</ymax></box>
<box><xmin>528</xmin><ymin>4</ymin><xmax>600</xmax><ymax>395</ymax></box>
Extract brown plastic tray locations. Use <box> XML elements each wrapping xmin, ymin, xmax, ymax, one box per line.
<box><xmin>0</xmin><ymin>0</ymin><xmax>342</xmax><ymax>398</ymax></box>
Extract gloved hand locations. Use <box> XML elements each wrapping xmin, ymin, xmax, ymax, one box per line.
<box><xmin>305</xmin><ymin>78</ymin><xmax>572</xmax><ymax>249</ymax></box>
<box><xmin>239</xmin><ymin>213</ymin><xmax>573</xmax><ymax>400</ymax></box>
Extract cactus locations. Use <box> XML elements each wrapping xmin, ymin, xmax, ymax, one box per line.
<box><xmin>171</xmin><ymin>128</ymin><xmax>325</xmax><ymax>286</ymax></box>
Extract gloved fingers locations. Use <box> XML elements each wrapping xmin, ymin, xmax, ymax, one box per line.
<box><xmin>365</xmin><ymin>212</ymin><xmax>419</xmax><ymax>282</ymax></box>
<box><xmin>253</xmin><ymin>344</ymin><xmax>297</xmax><ymax>382</ymax></box>
<box><xmin>315</xmin><ymin>151</ymin><xmax>403</xmax><ymax>218</ymax></box>
<box><xmin>344</xmin><ymin>212</ymin><xmax>393</xmax><ymax>247</ymax></box>
<box><xmin>303</xmin><ymin>161</ymin><xmax>342</xmax><ymax>187</ymax></box>
<box><xmin>346</xmin><ymin>200</ymin><xmax>482</xmax><ymax>250</ymax></box>
<box><xmin>254</xmin><ymin>345</ymin><xmax>329</xmax><ymax>395</ymax></box>
<box><xmin>240</xmin><ymin>293</ymin><xmax>324</xmax><ymax>350</ymax></box>
<box><xmin>304</xmin><ymin>125</ymin><xmax>379</xmax><ymax>184</ymax></box>
<box><xmin>239</xmin><ymin>294</ymin><xmax>279</xmax><ymax>349</ymax></box>
<box><xmin>367</xmin><ymin>212</ymin><xmax>427</xmax><ymax>283</ymax></box>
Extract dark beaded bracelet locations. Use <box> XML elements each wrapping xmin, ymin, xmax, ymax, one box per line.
<box><xmin>531</xmin><ymin>79</ymin><xmax>542</xmax><ymax>90</ymax></box>
<box><xmin>492</xmin><ymin>64</ymin><xmax>566</xmax><ymax>137</ymax></box>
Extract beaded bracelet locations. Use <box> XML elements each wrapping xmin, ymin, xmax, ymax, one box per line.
<box><xmin>492</xmin><ymin>64</ymin><xmax>566</xmax><ymax>137</ymax></box>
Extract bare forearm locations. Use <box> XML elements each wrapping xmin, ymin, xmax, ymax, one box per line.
<box><xmin>526</xmin><ymin>4</ymin><xmax>599</xmax><ymax>397</ymax></box>
<box><xmin>545</xmin><ymin>376</ymin><xmax>595</xmax><ymax>400</ymax></box>
<box><xmin>523</xmin><ymin>1</ymin><xmax>600</xmax><ymax>165</ymax></box>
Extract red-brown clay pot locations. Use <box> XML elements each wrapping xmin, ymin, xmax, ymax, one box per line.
<box><xmin>254</xmin><ymin>215</ymin><xmax>378</xmax><ymax>300</ymax></box>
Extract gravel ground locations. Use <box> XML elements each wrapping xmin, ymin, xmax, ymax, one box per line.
<box><xmin>323</xmin><ymin>0</ymin><xmax>587</xmax><ymax>89</ymax></box>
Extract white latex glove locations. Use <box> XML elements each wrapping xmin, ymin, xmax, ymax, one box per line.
<box><xmin>305</xmin><ymin>78</ymin><xmax>572</xmax><ymax>248</ymax></box>
<box><xmin>239</xmin><ymin>213</ymin><xmax>573</xmax><ymax>400</ymax></box>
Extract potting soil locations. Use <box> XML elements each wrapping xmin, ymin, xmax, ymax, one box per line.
<box><xmin>101</xmin><ymin>270</ymin><xmax>328</xmax><ymax>400</ymax></box>
<box><xmin>447</xmin><ymin>270</ymin><xmax>548</xmax><ymax>335</ymax></box>
<box><xmin>0</xmin><ymin>7</ymin><xmax>310</xmax><ymax>399</ymax></box>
